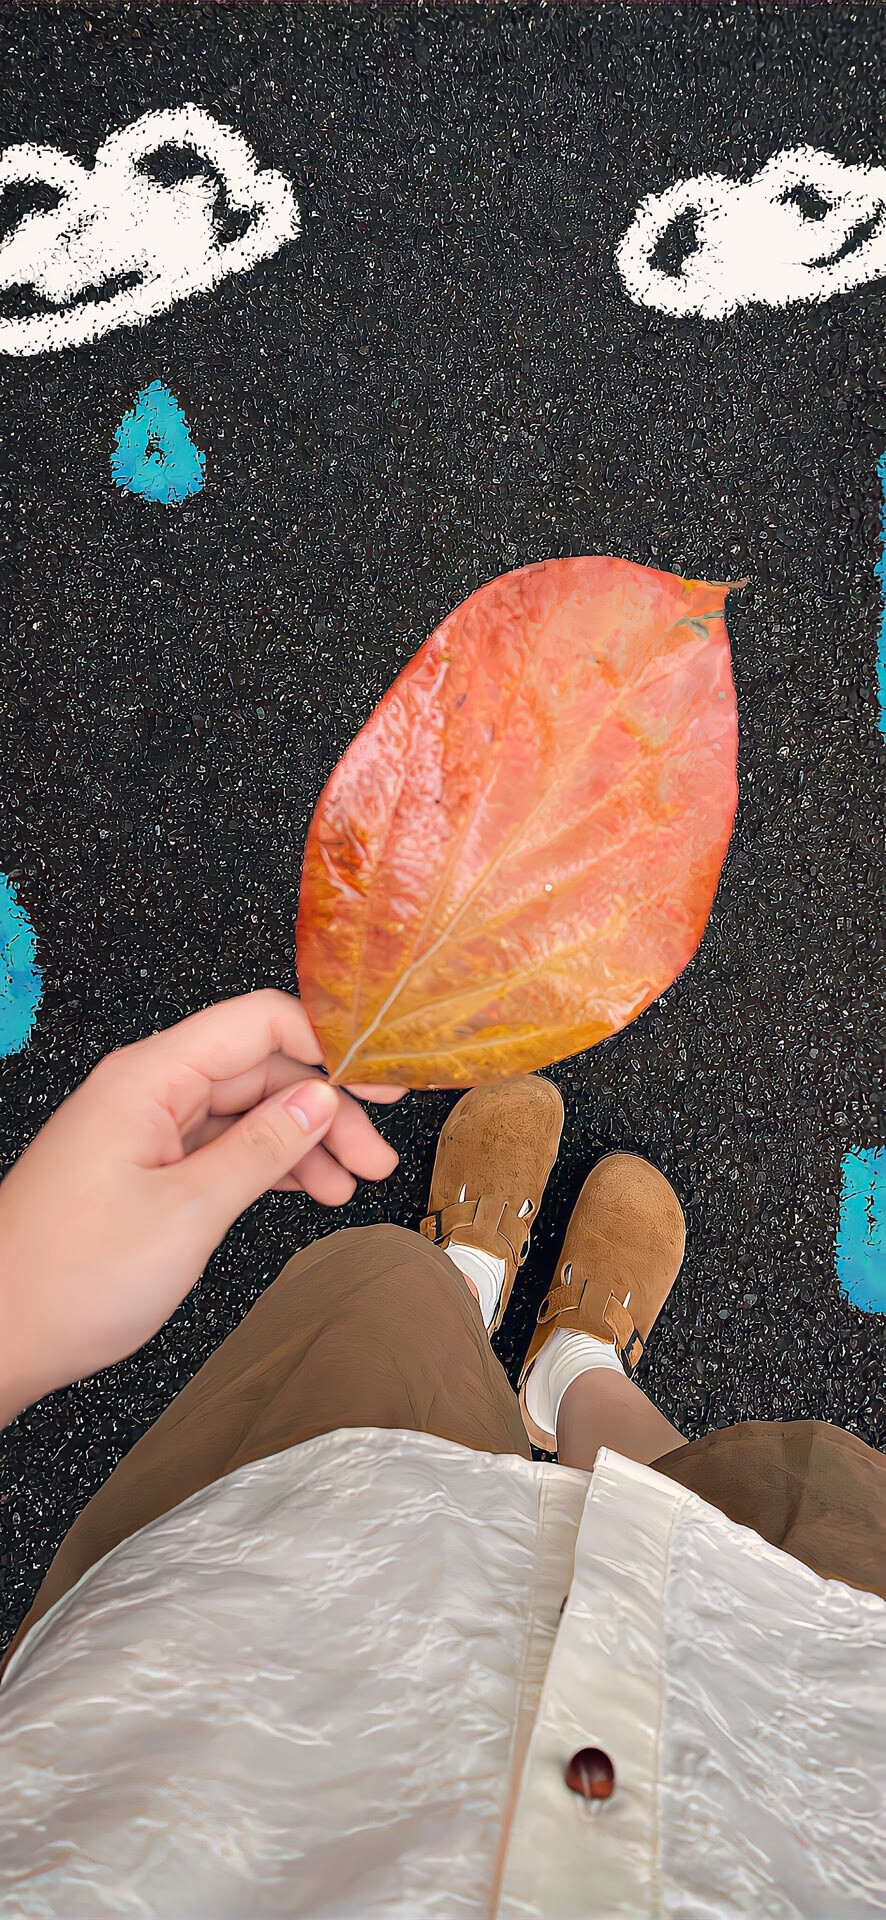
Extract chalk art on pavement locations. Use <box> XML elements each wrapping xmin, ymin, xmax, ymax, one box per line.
<box><xmin>838</xmin><ymin>1149</ymin><xmax>886</xmax><ymax>1315</ymax></box>
<box><xmin>618</xmin><ymin>147</ymin><xmax>886</xmax><ymax>318</ymax></box>
<box><xmin>0</xmin><ymin>874</ymin><xmax>41</xmax><ymax>1057</ymax></box>
<box><xmin>112</xmin><ymin>382</ymin><xmax>205</xmax><ymax>504</ymax></box>
<box><xmin>0</xmin><ymin>105</ymin><xmax>299</xmax><ymax>356</ymax></box>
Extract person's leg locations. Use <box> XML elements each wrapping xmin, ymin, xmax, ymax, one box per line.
<box><xmin>4</xmin><ymin>1073</ymin><xmax>564</xmax><ymax>1674</ymax></box>
<box><xmin>557</xmin><ymin>1386</ymin><xmax>886</xmax><ymax>1603</ymax></box>
<box><xmin>556</xmin><ymin>1366</ymin><xmax>686</xmax><ymax>1471</ymax></box>
<box><xmin>654</xmin><ymin>1418</ymin><xmax>886</xmax><ymax>1601</ymax></box>
<box><xmin>514</xmin><ymin>1147</ymin><xmax>886</xmax><ymax>1604</ymax></box>
<box><xmin>1</xmin><ymin>1224</ymin><xmax>528</xmax><ymax>1674</ymax></box>
<box><xmin>519</xmin><ymin>1151</ymin><xmax>686</xmax><ymax>1456</ymax></box>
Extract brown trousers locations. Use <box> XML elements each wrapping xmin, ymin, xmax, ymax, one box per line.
<box><xmin>4</xmin><ymin>1225</ymin><xmax>885</xmax><ymax>1677</ymax></box>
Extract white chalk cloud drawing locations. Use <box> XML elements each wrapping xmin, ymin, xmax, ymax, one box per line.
<box><xmin>617</xmin><ymin>147</ymin><xmax>886</xmax><ymax>319</ymax></box>
<box><xmin>0</xmin><ymin>105</ymin><xmax>299</xmax><ymax>355</ymax></box>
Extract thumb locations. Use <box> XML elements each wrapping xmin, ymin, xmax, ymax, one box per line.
<box><xmin>182</xmin><ymin>1078</ymin><xmax>339</xmax><ymax>1234</ymax></box>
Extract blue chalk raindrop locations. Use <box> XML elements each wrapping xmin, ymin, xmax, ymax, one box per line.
<box><xmin>837</xmin><ymin>1148</ymin><xmax>885</xmax><ymax>1314</ymax></box>
<box><xmin>0</xmin><ymin>873</ymin><xmax>42</xmax><ymax>1057</ymax></box>
<box><xmin>111</xmin><ymin>381</ymin><xmax>205</xmax><ymax>505</ymax></box>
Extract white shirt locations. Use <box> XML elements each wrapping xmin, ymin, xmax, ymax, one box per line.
<box><xmin>1</xmin><ymin>1429</ymin><xmax>884</xmax><ymax>1918</ymax></box>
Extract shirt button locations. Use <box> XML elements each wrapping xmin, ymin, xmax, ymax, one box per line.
<box><xmin>564</xmin><ymin>1747</ymin><xmax>615</xmax><ymax>1800</ymax></box>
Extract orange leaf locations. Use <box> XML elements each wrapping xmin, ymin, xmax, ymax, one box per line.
<box><xmin>296</xmin><ymin>556</ymin><xmax>738</xmax><ymax>1088</ymax></box>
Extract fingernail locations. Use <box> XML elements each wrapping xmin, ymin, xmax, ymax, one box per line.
<box><xmin>283</xmin><ymin>1079</ymin><xmax>337</xmax><ymax>1133</ymax></box>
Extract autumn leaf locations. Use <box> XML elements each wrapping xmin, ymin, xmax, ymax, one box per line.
<box><xmin>296</xmin><ymin>556</ymin><xmax>739</xmax><ymax>1088</ymax></box>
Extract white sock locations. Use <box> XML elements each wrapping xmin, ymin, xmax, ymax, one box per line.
<box><xmin>524</xmin><ymin>1326</ymin><xmax>625</xmax><ymax>1439</ymax></box>
<box><xmin>445</xmin><ymin>1242</ymin><xmax>506</xmax><ymax>1331</ymax></box>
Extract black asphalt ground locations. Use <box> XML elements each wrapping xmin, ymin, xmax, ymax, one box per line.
<box><xmin>1</xmin><ymin>2</ymin><xmax>883</xmax><ymax>1650</ymax></box>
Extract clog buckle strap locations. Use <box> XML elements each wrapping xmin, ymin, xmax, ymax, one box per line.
<box><xmin>535</xmin><ymin>1267</ymin><xmax>645</xmax><ymax>1376</ymax></box>
<box><xmin>420</xmin><ymin>1193</ymin><xmax>531</xmax><ymax>1268</ymax></box>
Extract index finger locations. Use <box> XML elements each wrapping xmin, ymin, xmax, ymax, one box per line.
<box><xmin>127</xmin><ymin>990</ymin><xmax>325</xmax><ymax>1088</ymax></box>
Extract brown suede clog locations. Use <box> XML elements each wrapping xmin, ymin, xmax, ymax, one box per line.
<box><xmin>518</xmin><ymin>1152</ymin><xmax>685</xmax><ymax>1450</ymax></box>
<box><xmin>420</xmin><ymin>1076</ymin><xmax>564</xmax><ymax>1334</ymax></box>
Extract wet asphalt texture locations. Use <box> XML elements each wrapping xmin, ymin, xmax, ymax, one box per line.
<box><xmin>0</xmin><ymin>3</ymin><xmax>883</xmax><ymax>1650</ymax></box>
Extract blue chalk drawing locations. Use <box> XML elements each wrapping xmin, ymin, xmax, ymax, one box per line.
<box><xmin>838</xmin><ymin>1149</ymin><xmax>886</xmax><ymax>1314</ymax></box>
<box><xmin>111</xmin><ymin>381</ymin><xmax>205</xmax><ymax>504</ymax></box>
<box><xmin>877</xmin><ymin>451</ymin><xmax>886</xmax><ymax>739</ymax></box>
<box><xmin>0</xmin><ymin>873</ymin><xmax>41</xmax><ymax>1056</ymax></box>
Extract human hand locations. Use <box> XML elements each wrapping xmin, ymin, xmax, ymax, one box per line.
<box><xmin>0</xmin><ymin>991</ymin><xmax>403</xmax><ymax>1426</ymax></box>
